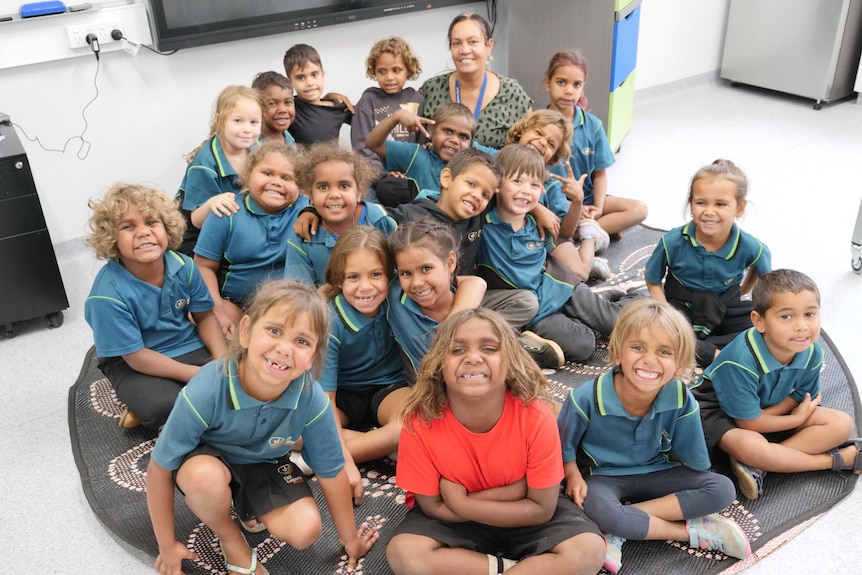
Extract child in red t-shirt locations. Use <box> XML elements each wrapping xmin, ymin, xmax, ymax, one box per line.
<box><xmin>388</xmin><ymin>308</ymin><xmax>605</xmax><ymax>575</ymax></box>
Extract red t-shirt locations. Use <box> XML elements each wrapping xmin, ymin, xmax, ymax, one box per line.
<box><xmin>396</xmin><ymin>391</ymin><xmax>563</xmax><ymax>507</ymax></box>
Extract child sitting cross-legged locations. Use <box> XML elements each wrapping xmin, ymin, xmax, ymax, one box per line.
<box><xmin>558</xmin><ymin>299</ymin><xmax>752</xmax><ymax>574</ymax></box>
<box><xmin>693</xmin><ymin>269</ymin><xmax>861</xmax><ymax>501</ymax></box>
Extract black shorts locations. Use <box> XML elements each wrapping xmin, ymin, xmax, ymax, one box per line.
<box><xmin>335</xmin><ymin>382</ymin><xmax>409</xmax><ymax>429</ymax></box>
<box><xmin>391</xmin><ymin>495</ymin><xmax>600</xmax><ymax>559</ymax></box>
<box><xmin>179</xmin><ymin>444</ymin><xmax>312</xmax><ymax>522</ymax></box>
<box><xmin>697</xmin><ymin>387</ymin><xmax>797</xmax><ymax>452</ymax></box>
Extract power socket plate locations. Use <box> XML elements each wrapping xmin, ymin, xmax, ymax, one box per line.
<box><xmin>66</xmin><ymin>23</ymin><xmax>121</xmax><ymax>49</ymax></box>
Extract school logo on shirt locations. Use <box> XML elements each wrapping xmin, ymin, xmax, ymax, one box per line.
<box><xmin>269</xmin><ymin>436</ymin><xmax>295</xmax><ymax>449</ymax></box>
<box><xmin>468</xmin><ymin>230</ymin><xmax>482</xmax><ymax>242</ymax></box>
<box><xmin>724</xmin><ymin>277</ymin><xmax>736</xmax><ymax>285</ymax></box>
<box><xmin>525</xmin><ymin>241</ymin><xmax>541</xmax><ymax>251</ymax></box>
<box><xmin>581</xmin><ymin>147</ymin><xmax>595</xmax><ymax>156</ymax></box>
<box><xmin>174</xmin><ymin>298</ymin><xmax>190</xmax><ymax>310</ymax></box>
<box><xmin>661</xmin><ymin>429</ymin><xmax>672</xmax><ymax>448</ymax></box>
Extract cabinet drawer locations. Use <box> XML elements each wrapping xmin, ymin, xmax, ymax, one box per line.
<box><xmin>608</xmin><ymin>70</ymin><xmax>636</xmax><ymax>152</ymax></box>
<box><xmin>0</xmin><ymin>194</ymin><xmax>48</xmax><ymax>239</ymax></box>
<box><xmin>610</xmin><ymin>5</ymin><xmax>641</xmax><ymax>91</ymax></box>
<box><xmin>0</xmin><ymin>229</ymin><xmax>68</xmax><ymax>325</ymax></box>
<box><xmin>0</xmin><ymin>154</ymin><xmax>38</xmax><ymax>200</ymax></box>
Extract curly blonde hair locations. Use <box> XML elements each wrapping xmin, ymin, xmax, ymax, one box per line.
<box><xmin>325</xmin><ymin>226</ymin><xmax>392</xmax><ymax>299</ymax></box>
<box><xmin>365</xmin><ymin>36</ymin><xmax>422</xmax><ymax>80</ymax></box>
<box><xmin>295</xmin><ymin>141</ymin><xmax>381</xmax><ymax>197</ymax></box>
<box><xmin>185</xmin><ymin>85</ymin><xmax>265</xmax><ymax>163</ymax></box>
<box><xmin>505</xmin><ymin>109</ymin><xmax>573</xmax><ymax>166</ymax></box>
<box><xmin>401</xmin><ymin>308</ymin><xmax>551</xmax><ymax>428</ymax></box>
<box><xmin>86</xmin><ymin>183</ymin><xmax>185</xmax><ymax>260</ymax></box>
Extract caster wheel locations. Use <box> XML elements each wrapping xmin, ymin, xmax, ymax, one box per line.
<box><xmin>813</xmin><ymin>102</ymin><xmax>822</xmax><ymax>110</ymax></box>
<box><xmin>853</xmin><ymin>256</ymin><xmax>862</xmax><ymax>274</ymax></box>
<box><xmin>45</xmin><ymin>311</ymin><xmax>64</xmax><ymax>328</ymax></box>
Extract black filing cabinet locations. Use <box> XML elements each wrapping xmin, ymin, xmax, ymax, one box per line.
<box><xmin>0</xmin><ymin>122</ymin><xmax>68</xmax><ymax>335</ymax></box>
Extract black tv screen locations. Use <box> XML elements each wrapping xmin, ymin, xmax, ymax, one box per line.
<box><xmin>148</xmin><ymin>0</ymin><xmax>477</xmax><ymax>51</ymax></box>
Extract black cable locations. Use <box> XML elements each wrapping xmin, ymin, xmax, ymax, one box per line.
<box><xmin>13</xmin><ymin>55</ymin><xmax>99</xmax><ymax>160</ymax></box>
<box><xmin>486</xmin><ymin>0</ymin><xmax>498</xmax><ymax>37</ymax></box>
<box><xmin>120</xmin><ymin>33</ymin><xmax>178</xmax><ymax>56</ymax></box>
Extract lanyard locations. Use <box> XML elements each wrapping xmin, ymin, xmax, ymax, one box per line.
<box><xmin>455</xmin><ymin>72</ymin><xmax>488</xmax><ymax>121</ymax></box>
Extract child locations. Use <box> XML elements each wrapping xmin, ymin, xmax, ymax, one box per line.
<box><xmin>84</xmin><ymin>183</ymin><xmax>226</xmax><ymax>429</ymax></box>
<box><xmin>352</xmin><ymin>36</ymin><xmax>425</xmax><ymax>172</ymax></box>
<box><xmin>545</xmin><ymin>50</ymin><xmax>648</xmax><ymax>239</ymax></box>
<box><xmin>320</xmin><ymin>226</ymin><xmax>408</xmax><ymax>462</ymax></box>
<box><xmin>558</xmin><ymin>299</ymin><xmax>751</xmax><ymax>574</ymax></box>
<box><xmin>177</xmin><ymin>85</ymin><xmax>264</xmax><ymax>256</ymax></box>
<box><xmin>146</xmin><ymin>280</ymin><xmax>378</xmax><ymax>575</ymax></box>
<box><xmin>194</xmin><ymin>142</ymin><xmax>309</xmax><ymax>336</ymax></box>
<box><xmin>645</xmin><ymin>159</ymin><xmax>772</xmax><ymax>368</ymax></box>
<box><xmin>693</xmin><ymin>269</ymin><xmax>860</xmax><ymax>501</ymax></box>
<box><xmin>387</xmin><ymin>307</ymin><xmax>606</xmax><ymax>575</ymax></box>
<box><xmin>251</xmin><ymin>71</ymin><xmax>297</xmax><ymax>145</ymax></box>
<box><xmin>285</xmin><ymin>142</ymin><xmax>391</xmax><ymax>289</ymax></box>
<box><xmin>386</xmin><ymin>218</ymin><xmax>488</xmax><ymax>381</ymax></box>
<box><xmin>505</xmin><ymin>109</ymin><xmax>609</xmax><ymax>282</ymax></box>
<box><xmin>477</xmin><ymin>144</ymin><xmax>642</xmax><ymax>363</ymax></box>
<box><xmin>283</xmin><ymin>43</ymin><xmax>352</xmax><ymax>145</ymax></box>
<box><xmin>365</xmin><ymin>102</ymin><xmax>474</xmax><ymax>207</ymax></box>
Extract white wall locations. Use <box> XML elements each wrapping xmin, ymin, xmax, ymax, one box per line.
<box><xmin>1</xmin><ymin>0</ymin><xmax>731</xmax><ymax>245</ymax></box>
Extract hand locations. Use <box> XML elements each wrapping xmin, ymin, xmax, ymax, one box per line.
<box><xmin>791</xmin><ymin>392</ymin><xmax>821</xmax><ymax>424</ymax></box>
<box><xmin>205</xmin><ymin>192</ymin><xmax>240</xmax><ymax>218</ymax></box>
<box><xmin>581</xmin><ymin>205</ymin><xmax>601</xmax><ymax>220</ymax></box>
<box><xmin>346</xmin><ymin>460</ymin><xmax>364</xmax><ymax>506</ymax></box>
<box><xmin>323</xmin><ymin>92</ymin><xmax>355</xmax><ymax>114</ymax></box>
<box><xmin>531</xmin><ymin>203</ymin><xmax>561</xmax><ymax>241</ymax></box>
<box><xmin>154</xmin><ymin>540</ymin><xmax>197</xmax><ymax>575</ymax></box>
<box><xmin>213</xmin><ymin>304</ymin><xmax>237</xmax><ymax>338</ymax></box>
<box><xmin>395</xmin><ymin>110</ymin><xmax>434</xmax><ymax>139</ymax></box>
<box><xmin>293</xmin><ymin>211</ymin><xmax>320</xmax><ymax>241</ymax></box>
<box><xmin>340</xmin><ymin>522</ymin><xmax>379</xmax><ymax>573</ymax></box>
<box><xmin>565</xmin><ymin>475</ymin><xmax>588</xmax><ymax>509</ymax></box>
<box><xmin>549</xmin><ymin>163</ymin><xmax>586</xmax><ymax>204</ymax></box>
<box><xmin>387</xmin><ymin>171</ymin><xmax>407</xmax><ymax>179</ymax></box>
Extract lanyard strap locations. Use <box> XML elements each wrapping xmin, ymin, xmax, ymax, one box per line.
<box><xmin>455</xmin><ymin>72</ymin><xmax>488</xmax><ymax>121</ymax></box>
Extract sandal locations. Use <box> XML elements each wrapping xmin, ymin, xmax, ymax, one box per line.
<box><xmin>240</xmin><ymin>518</ymin><xmax>266</xmax><ymax>534</ymax></box>
<box><xmin>729</xmin><ymin>456</ymin><xmax>765</xmax><ymax>500</ymax></box>
<box><xmin>219</xmin><ymin>542</ymin><xmax>269</xmax><ymax>575</ymax></box>
<box><xmin>828</xmin><ymin>438</ymin><xmax>862</xmax><ymax>474</ymax></box>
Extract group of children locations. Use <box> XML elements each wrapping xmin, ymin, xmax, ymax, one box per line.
<box><xmin>81</xmin><ymin>15</ymin><xmax>860</xmax><ymax>575</ymax></box>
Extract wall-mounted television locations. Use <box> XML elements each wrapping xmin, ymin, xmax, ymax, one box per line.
<box><xmin>148</xmin><ymin>0</ymin><xmax>479</xmax><ymax>51</ymax></box>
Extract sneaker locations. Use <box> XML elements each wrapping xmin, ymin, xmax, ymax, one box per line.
<box><xmin>118</xmin><ymin>406</ymin><xmax>141</xmax><ymax>429</ymax></box>
<box><xmin>590</xmin><ymin>257</ymin><xmax>611</xmax><ymax>281</ymax></box>
<box><xmin>603</xmin><ymin>534</ymin><xmax>625</xmax><ymax>574</ymax></box>
<box><xmin>578</xmin><ymin>219</ymin><xmax>610</xmax><ymax>255</ymax></box>
<box><xmin>520</xmin><ymin>331</ymin><xmax>565</xmax><ymax>369</ymax></box>
<box><xmin>687</xmin><ymin>513</ymin><xmax>752</xmax><ymax>559</ymax></box>
<box><xmin>729</xmin><ymin>456</ymin><xmax>765</xmax><ymax>500</ymax></box>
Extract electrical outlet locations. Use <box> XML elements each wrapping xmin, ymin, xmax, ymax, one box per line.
<box><xmin>66</xmin><ymin>23</ymin><xmax>121</xmax><ymax>49</ymax></box>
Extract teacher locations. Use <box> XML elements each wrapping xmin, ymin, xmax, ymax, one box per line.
<box><xmin>420</xmin><ymin>12</ymin><xmax>533</xmax><ymax>149</ymax></box>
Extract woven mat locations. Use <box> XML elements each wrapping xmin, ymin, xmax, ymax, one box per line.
<box><xmin>68</xmin><ymin>225</ymin><xmax>860</xmax><ymax>575</ymax></box>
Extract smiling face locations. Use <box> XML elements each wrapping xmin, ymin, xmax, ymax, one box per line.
<box><xmin>497</xmin><ymin>172</ymin><xmax>543</xmax><ymax>217</ymax></box>
<box><xmin>374</xmin><ymin>52</ymin><xmax>409</xmax><ymax>95</ymax></box>
<box><xmin>752</xmin><ymin>289</ymin><xmax>821</xmax><ymax>365</ymax></box>
<box><xmin>690</xmin><ymin>177</ymin><xmax>744</xmax><ymax>248</ymax></box>
<box><xmin>114</xmin><ymin>206</ymin><xmax>168</xmax><ymax>269</ymax></box>
<box><xmin>246</xmin><ymin>153</ymin><xmax>299</xmax><ymax>214</ymax></box>
<box><xmin>238</xmin><ymin>305</ymin><xmax>319</xmax><ymax>401</ymax></box>
<box><xmin>218</xmin><ymin>97</ymin><xmax>262</xmax><ymax>154</ymax></box>
<box><xmin>544</xmin><ymin>64</ymin><xmax>586</xmax><ymax>117</ymax></box>
<box><xmin>441</xmin><ymin>316</ymin><xmax>505</xmax><ymax>403</ymax></box>
<box><xmin>310</xmin><ymin>160</ymin><xmax>359</xmax><ymax>235</ymax></box>
<box><xmin>430</xmin><ymin>115</ymin><xmax>475</xmax><ymax>163</ymax></box>
<box><xmin>395</xmin><ymin>246</ymin><xmax>457</xmax><ymax>316</ymax></box>
<box><xmin>340</xmin><ymin>248</ymin><xmax>389</xmax><ymax>317</ymax></box>
<box><xmin>517</xmin><ymin>123</ymin><xmax>564</xmax><ymax>165</ymax></box>
<box><xmin>261</xmin><ymin>84</ymin><xmax>295</xmax><ymax>135</ymax></box>
<box><xmin>449</xmin><ymin>19</ymin><xmax>493</xmax><ymax>76</ymax></box>
<box><xmin>614</xmin><ymin>326</ymin><xmax>682</xmax><ymax>399</ymax></box>
<box><xmin>288</xmin><ymin>62</ymin><xmax>325</xmax><ymax>104</ymax></box>
<box><xmin>437</xmin><ymin>163</ymin><xmax>498</xmax><ymax>220</ymax></box>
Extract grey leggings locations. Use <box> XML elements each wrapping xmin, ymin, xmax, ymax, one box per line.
<box><xmin>582</xmin><ymin>466</ymin><xmax>735</xmax><ymax>539</ymax></box>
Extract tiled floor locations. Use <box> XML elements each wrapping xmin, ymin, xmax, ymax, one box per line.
<box><xmin>2</xmin><ymin>76</ymin><xmax>860</xmax><ymax>573</ymax></box>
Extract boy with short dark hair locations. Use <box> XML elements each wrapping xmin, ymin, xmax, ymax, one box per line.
<box><xmin>693</xmin><ymin>269</ymin><xmax>861</xmax><ymax>500</ymax></box>
<box><xmin>283</xmin><ymin>43</ymin><xmax>351</xmax><ymax>145</ymax></box>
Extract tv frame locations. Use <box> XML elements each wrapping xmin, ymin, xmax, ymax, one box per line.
<box><xmin>147</xmin><ymin>0</ymin><xmax>478</xmax><ymax>51</ymax></box>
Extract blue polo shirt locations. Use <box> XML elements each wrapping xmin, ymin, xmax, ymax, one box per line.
<box><xmin>699</xmin><ymin>328</ymin><xmax>823</xmax><ymax>421</ymax></box>
<box><xmin>152</xmin><ymin>360</ymin><xmax>344</xmax><ymax>476</ymax></box>
<box><xmin>194</xmin><ymin>193</ymin><xmax>309</xmax><ymax>304</ymax></box>
<box><xmin>179</xmin><ymin>135</ymin><xmax>243</xmax><ymax>211</ymax></box>
<box><xmin>285</xmin><ymin>202</ymin><xmax>397</xmax><ymax>287</ymax></box>
<box><xmin>85</xmin><ymin>251</ymin><xmax>213</xmax><ymax>358</ymax></box>
<box><xmin>476</xmin><ymin>211</ymin><xmax>573</xmax><ymax>325</ymax></box>
<box><xmin>319</xmin><ymin>295</ymin><xmax>403</xmax><ymax>392</ymax></box>
<box><xmin>645</xmin><ymin>221</ymin><xmax>771</xmax><ymax>293</ymax></box>
<box><xmin>548</xmin><ymin>107</ymin><xmax>614</xmax><ymax>205</ymax></box>
<box><xmin>558</xmin><ymin>369</ymin><xmax>711</xmax><ymax>477</ymax></box>
<box><xmin>384</xmin><ymin>140</ymin><xmax>447</xmax><ymax>193</ymax></box>
<box><xmin>385</xmin><ymin>279</ymin><xmax>445</xmax><ymax>376</ymax></box>
<box><xmin>541</xmin><ymin>178</ymin><xmax>570</xmax><ymax>220</ymax></box>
